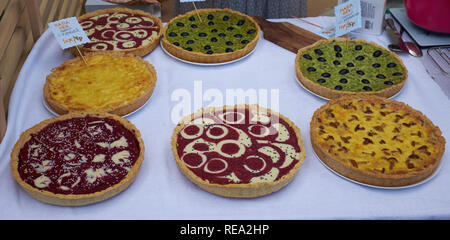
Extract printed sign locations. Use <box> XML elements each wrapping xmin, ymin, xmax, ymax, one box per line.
<box><xmin>318</xmin><ymin>25</ymin><xmax>337</xmax><ymax>39</ymax></box>
<box><xmin>334</xmin><ymin>0</ymin><xmax>362</xmax><ymax>37</ymax></box>
<box><xmin>48</xmin><ymin>17</ymin><xmax>90</xmax><ymax>49</ymax></box>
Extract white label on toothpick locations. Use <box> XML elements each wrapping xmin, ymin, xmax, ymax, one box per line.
<box><xmin>334</xmin><ymin>0</ymin><xmax>362</xmax><ymax>37</ymax></box>
<box><xmin>48</xmin><ymin>17</ymin><xmax>90</xmax><ymax>49</ymax></box>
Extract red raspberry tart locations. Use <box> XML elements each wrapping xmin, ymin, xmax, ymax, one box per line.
<box><xmin>171</xmin><ymin>105</ymin><xmax>306</xmax><ymax>198</ymax></box>
<box><xmin>10</xmin><ymin>112</ymin><xmax>145</xmax><ymax>206</ymax></box>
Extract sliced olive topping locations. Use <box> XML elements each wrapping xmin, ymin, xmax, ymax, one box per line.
<box><xmin>334</xmin><ymin>45</ymin><xmax>342</xmax><ymax>52</ymax></box>
<box><xmin>208</xmin><ymin>21</ymin><xmax>214</xmax><ymax>26</ymax></box>
<box><xmin>223</xmin><ymin>16</ymin><xmax>229</xmax><ymax>21</ymax></box>
<box><xmin>373</xmin><ymin>50</ymin><xmax>382</xmax><ymax>57</ymax></box>
<box><xmin>189</xmin><ymin>16</ymin><xmax>195</xmax><ymax>21</ymax></box>
<box><xmin>186</xmin><ymin>40</ymin><xmax>194</xmax><ymax>44</ymax></box>
<box><xmin>333</xmin><ymin>60</ymin><xmax>341</xmax><ymax>65</ymax></box>
<box><xmin>317</xmin><ymin>57</ymin><xmax>326</xmax><ymax>62</ymax></box>
<box><xmin>339</xmin><ymin>69</ymin><xmax>349</xmax><ymax>75</ymax></box>
<box><xmin>307</xmin><ymin>67</ymin><xmax>316</xmax><ymax>72</ymax></box>
<box><xmin>181</xmin><ymin>32</ymin><xmax>189</xmax><ymax>37</ymax></box>
<box><xmin>176</xmin><ymin>22</ymin><xmax>184</xmax><ymax>27</ymax></box>
<box><xmin>207</xmin><ymin>14</ymin><xmax>214</xmax><ymax>20</ymax></box>
<box><xmin>317</xmin><ymin>79</ymin><xmax>326</xmax><ymax>83</ymax></box>
<box><xmin>219</xmin><ymin>33</ymin><xmax>226</xmax><ymax>37</ymax></box>
<box><xmin>339</xmin><ymin>78</ymin><xmax>348</xmax><ymax>84</ymax></box>
<box><xmin>206</xmin><ymin>50</ymin><xmax>214</xmax><ymax>54</ymax></box>
<box><xmin>211</xmin><ymin>29</ymin><xmax>218</xmax><ymax>33</ymax></box>
<box><xmin>237</xmin><ymin>20</ymin><xmax>245</xmax><ymax>26</ymax></box>
<box><xmin>173</xmin><ymin>42</ymin><xmax>180</xmax><ymax>46</ymax></box>
<box><xmin>363</xmin><ymin>86</ymin><xmax>372</xmax><ymax>91</ymax></box>
<box><xmin>226</xmin><ymin>48</ymin><xmax>233</xmax><ymax>52</ymax></box>
<box><xmin>361</xmin><ymin>79</ymin><xmax>370</xmax><ymax>84</ymax></box>
<box><xmin>335</xmin><ymin>85</ymin><xmax>343</xmax><ymax>90</ymax></box>
<box><xmin>321</xmin><ymin>73</ymin><xmax>331</xmax><ymax>78</ymax></box>
<box><xmin>204</xmin><ymin>45</ymin><xmax>211</xmax><ymax>50</ymax></box>
<box><xmin>393</xmin><ymin>72</ymin><xmax>403</xmax><ymax>76</ymax></box>
<box><xmin>247</xmin><ymin>29</ymin><xmax>256</xmax><ymax>34</ymax></box>
<box><xmin>376</xmin><ymin>74</ymin><xmax>386</xmax><ymax>79</ymax></box>
<box><xmin>191</xmin><ymin>24</ymin><xmax>198</xmax><ymax>28</ymax></box>
<box><xmin>314</xmin><ymin>49</ymin><xmax>324</xmax><ymax>55</ymax></box>
<box><xmin>169</xmin><ymin>32</ymin><xmax>177</xmax><ymax>37</ymax></box>
<box><xmin>387</xmin><ymin>63</ymin><xmax>397</xmax><ymax>68</ymax></box>
<box><xmin>355</xmin><ymin>56</ymin><xmax>365</xmax><ymax>61</ymax></box>
<box><xmin>384</xmin><ymin>81</ymin><xmax>393</xmax><ymax>85</ymax></box>
<box><xmin>185</xmin><ymin>47</ymin><xmax>193</xmax><ymax>51</ymax></box>
<box><xmin>347</xmin><ymin>62</ymin><xmax>354</xmax><ymax>67</ymax></box>
<box><xmin>198</xmin><ymin>32</ymin><xmax>207</xmax><ymax>37</ymax></box>
<box><xmin>303</xmin><ymin>54</ymin><xmax>312</xmax><ymax>60</ymax></box>
<box><xmin>356</xmin><ymin>70</ymin><xmax>365</xmax><ymax>75</ymax></box>
<box><xmin>211</xmin><ymin>37</ymin><xmax>218</xmax><ymax>42</ymax></box>
<box><xmin>372</xmin><ymin>63</ymin><xmax>381</xmax><ymax>68</ymax></box>
<box><xmin>234</xmin><ymin>34</ymin><xmax>243</xmax><ymax>38</ymax></box>
<box><xmin>226</xmin><ymin>41</ymin><xmax>233</xmax><ymax>46</ymax></box>
<box><xmin>227</xmin><ymin>26</ymin><xmax>234</xmax><ymax>31</ymax></box>
<box><xmin>336</xmin><ymin>52</ymin><xmax>343</xmax><ymax>58</ymax></box>
<box><xmin>241</xmin><ymin>40</ymin><xmax>249</xmax><ymax>44</ymax></box>
<box><xmin>355</xmin><ymin>45</ymin><xmax>362</xmax><ymax>50</ymax></box>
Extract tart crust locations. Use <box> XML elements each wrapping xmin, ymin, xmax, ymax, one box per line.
<box><xmin>72</xmin><ymin>8</ymin><xmax>162</xmax><ymax>57</ymax></box>
<box><xmin>295</xmin><ymin>38</ymin><xmax>408</xmax><ymax>99</ymax></box>
<box><xmin>43</xmin><ymin>51</ymin><xmax>157</xmax><ymax>116</ymax></box>
<box><xmin>310</xmin><ymin>95</ymin><xmax>445</xmax><ymax>187</ymax></box>
<box><xmin>171</xmin><ymin>104</ymin><xmax>306</xmax><ymax>198</ymax></box>
<box><xmin>10</xmin><ymin>111</ymin><xmax>145</xmax><ymax>206</ymax></box>
<box><xmin>161</xmin><ymin>8</ymin><xmax>260</xmax><ymax>63</ymax></box>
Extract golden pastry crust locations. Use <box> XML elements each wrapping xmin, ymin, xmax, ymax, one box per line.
<box><xmin>10</xmin><ymin>111</ymin><xmax>145</xmax><ymax>206</ymax></box>
<box><xmin>161</xmin><ymin>8</ymin><xmax>260</xmax><ymax>63</ymax></box>
<box><xmin>295</xmin><ymin>38</ymin><xmax>408</xmax><ymax>99</ymax></box>
<box><xmin>72</xmin><ymin>8</ymin><xmax>162</xmax><ymax>57</ymax></box>
<box><xmin>310</xmin><ymin>95</ymin><xmax>445</xmax><ymax>187</ymax></box>
<box><xmin>43</xmin><ymin>51</ymin><xmax>157</xmax><ymax>116</ymax></box>
<box><xmin>171</xmin><ymin>104</ymin><xmax>306</xmax><ymax>198</ymax></box>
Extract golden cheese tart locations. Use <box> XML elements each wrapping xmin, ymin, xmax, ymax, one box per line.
<box><xmin>171</xmin><ymin>105</ymin><xmax>305</xmax><ymax>198</ymax></box>
<box><xmin>162</xmin><ymin>8</ymin><xmax>260</xmax><ymax>63</ymax></box>
<box><xmin>310</xmin><ymin>95</ymin><xmax>445</xmax><ymax>187</ymax></box>
<box><xmin>74</xmin><ymin>8</ymin><xmax>162</xmax><ymax>57</ymax></box>
<box><xmin>296</xmin><ymin>38</ymin><xmax>408</xmax><ymax>99</ymax></box>
<box><xmin>44</xmin><ymin>52</ymin><xmax>157</xmax><ymax>116</ymax></box>
<box><xmin>10</xmin><ymin>112</ymin><xmax>145</xmax><ymax>206</ymax></box>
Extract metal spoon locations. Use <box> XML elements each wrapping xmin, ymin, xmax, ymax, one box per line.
<box><xmin>399</xmin><ymin>26</ymin><xmax>423</xmax><ymax>57</ymax></box>
<box><xmin>388</xmin><ymin>44</ymin><xmax>403</xmax><ymax>52</ymax></box>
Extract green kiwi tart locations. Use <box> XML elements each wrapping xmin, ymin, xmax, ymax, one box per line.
<box><xmin>162</xmin><ymin>8</ymin><xmax>260</xmax><ymax>63</ymax></box>
<box><xmin>295</xmin><ymin>38</ymin><xmax>408</xmax><ymax>99</ymax></box>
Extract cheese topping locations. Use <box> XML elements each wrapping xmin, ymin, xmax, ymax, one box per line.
<box><xmin>47</xmin><ymin>54</ymin><xmax>155</xmax><ymax>112</ymax></box>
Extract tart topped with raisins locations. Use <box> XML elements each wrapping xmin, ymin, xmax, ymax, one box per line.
<box><xmin>310</xmin><ymin>95</ymin><xmax>445</xmax><ymax>187</ymax></box>
<box><xmin>162</xmin><ymin>8</ymin><xmax>260</xmax><ymax>63</ymax></box>
<box><xmin>296</xmin><ymin>38</ymin><xmax>407</xmax><ymax>99</ymax></box>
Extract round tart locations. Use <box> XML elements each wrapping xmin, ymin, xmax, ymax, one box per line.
<box><xmin>296</xmin><ymin>38</ymin><xmax>408</xmax><ymax>99</ymax></box>
<box><xmin>74</xmin><ymin>8</ymin><xmax>162</xmax><ymax>56</ymax></box>
<box><xmin>10</xmin><ymin>112</ymin><xmax>145</xmax><ymax>206</ymax></box>
<box><xmin>162</xmin><ymin>8</ymin><xmax>260</xmax><ymax>63</ymax></box>
<box><xmin>310</xmin><ymin>95</ymin><xmax>445</xmax><ymax>187</ymax></box>
<box><xmin>44</xmin><ymin>52</ymin><xmax>157</xmax><ymax>116</ymax></box>
<box><xmin>171</xmin><ymin>105</ymin><xmax>305</xmax><ymax>198</ymax></box>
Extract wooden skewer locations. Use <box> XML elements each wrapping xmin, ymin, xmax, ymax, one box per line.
<box><xmin>291</xmin><ymin>15</ymin><xmax>323</xmax><ymax>29</ymax></box>
<box><xmin>346</xmin><ymin>33</ymin><xmax>349</xmax><ymax>50</ymax></box>
<box><xmin>192</xmin><ymin>2</ymin><xmax>202</xmax><ymax>22</ymax></box>
<box><xmin>75</xmin><ymin>45</ymin><xmax>89</xmax><ymax>66</ymax></box>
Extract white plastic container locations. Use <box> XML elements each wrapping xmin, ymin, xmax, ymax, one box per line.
<box><xmin>339</xmin><ymin>0</ymin><xmax>387</xmax><ymax>35</ymax></box>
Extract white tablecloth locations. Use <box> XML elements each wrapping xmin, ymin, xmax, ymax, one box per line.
<box><xmin>1</xmin><ymin>17</ymin><xmax>449</xmax><ymax>220</ymax></box>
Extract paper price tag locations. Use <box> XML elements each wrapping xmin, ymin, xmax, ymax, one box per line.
<box><xmin>48</xmin><ymin>17</ymin><xmax>90</xmax><ymax>49</ymax></box>
<box><xmin>334</xmin><ymin>0</ymin><xmax>362</xmax><ymax>37</ymax></box>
